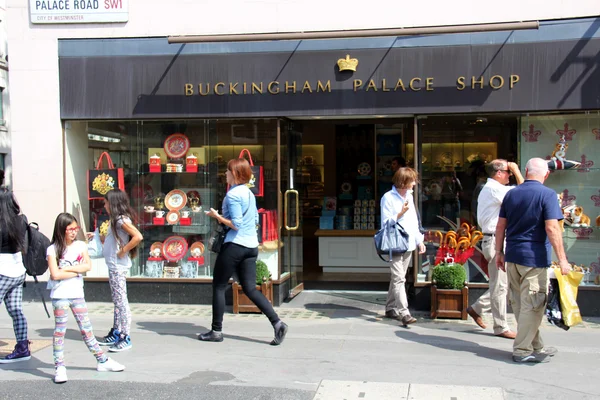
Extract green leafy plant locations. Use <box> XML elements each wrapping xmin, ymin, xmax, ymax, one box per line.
<box><xmin>432</xmin><ymin>262</ymin><xmax>467</xmax><ymax>289</ymax></box>
<box><xmin>256</xmin><ymin>260</ymin><xmax>271</xmax><ymax>284</ymax></box>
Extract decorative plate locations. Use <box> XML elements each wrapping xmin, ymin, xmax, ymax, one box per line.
<box><xmin>341</xmin><ymin>182</ymin><xmax>352</xmax><ymax>193</ymax></box>
<box><xmin>162</xmin><ymin>236</ymin><xmax>189</xmax><ymax>262</ymax></box>
<box><xmin>163</xmin><ymin>133</ymin><xmax>190</xmax><ymax>159</ymax></box>
<box><xmin>190</xmin><ymin>241</ymin><xmax>205</xmax><ymax>257</ymax></box>
<box><xmin>357</xmin><ymin>162</ymin><xmax>371</xmax><ymax>176</ymax></box>
<box><xmin>150</xmin><ymin>242</ymin><xmax>163</xmax><ymax>252</ymax></box>
<box><xmin>166</xmin><ymin>210</ymin><xmax>181</xmax><ymax>225</ymax></box>
<box><xmin>164</xmin><ymin>189</ymin><xmax>187</xmax><ymax>211</ymax></box>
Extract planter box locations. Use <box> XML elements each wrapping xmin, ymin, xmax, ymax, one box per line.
<box><xmin>232</xmin><ymin>281</ymin><xmax>273</xmax><ymax>314</ymax></box>
<box><xmin>430</xmin><ymin>284</ymin><xmax>468</xmax><ymax>320</ymax></box>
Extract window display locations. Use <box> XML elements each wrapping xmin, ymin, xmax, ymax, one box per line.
<box><xmin>520</xmin><ymin>113</ymin><xmax>600</xmax><ymax>286</ymax></box>
<box><xmin>415</xmin><ymin>116</ymin><xmax>519</xmax><ymax>284</ymax></box>
<box><xmin>65</xmin><ymin>119</ymin><xmax>283</xmax><ymax>281</ymax></box>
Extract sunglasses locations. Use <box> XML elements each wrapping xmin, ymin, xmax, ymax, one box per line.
<box><xmin>66</xmin><ymin>226</ymin><xmax>81</xmax><ymax>233</ymax></box>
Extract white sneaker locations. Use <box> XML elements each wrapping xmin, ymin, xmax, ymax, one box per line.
<box><xmin>54</xmin><ymin>366</ymin><xmax>68</xmax><ymax>383</ymax></box>
<box><xmin>97</xmin><ymin>357</ymin><xmax>125</xmax><ymax>372</ymax></box>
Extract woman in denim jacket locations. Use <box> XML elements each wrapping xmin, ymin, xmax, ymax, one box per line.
<box><xmin>200</xmin><ymin>158</ymin><xmax>288</xmax><ymax>345</ymax></box>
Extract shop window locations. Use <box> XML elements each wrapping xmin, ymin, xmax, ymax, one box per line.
<box><xmin>415</xmin><ymin>116</ymin><xmax>519</xmax><ymax>284</ymax></box>
<box><xmin>521</xmin><ymin>113</ymin><xmax>600</xmax><ymax>286</ymax></box>
<box><xmin>65</xmin><ymin>119</ymin><xmax>281</xmax><ymax>281</ymax></box>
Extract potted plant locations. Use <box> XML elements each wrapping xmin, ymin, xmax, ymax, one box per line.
<box><xmin>232</xmin><ymin>260</ymin><xmax>274</xmax><ymax>313</ymax></box>
<box><xmin>430</xmin><ymin>262</ymin><xmax>468</xmax><ymax>320</ymax></box>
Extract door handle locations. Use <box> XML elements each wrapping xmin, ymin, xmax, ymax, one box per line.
<box><xmin>284</xmin><ymin>189</ymin><xmax>299</xmax><ymax>231</ymax></box>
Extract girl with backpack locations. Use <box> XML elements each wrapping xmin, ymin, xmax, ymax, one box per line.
<box><xmin>96</xmin><ymin>189</ymin><xmax>142</xmax><ymax>352</ymax></box>
<box><xmin>0</xmin><ymin>187</ymin><xmax>30</xmax><ymax>363</ymax></box>
<box><xmin>47</xmin><ymin>212</ymin><xmax>125</xmax><ymax>383</ymax></box>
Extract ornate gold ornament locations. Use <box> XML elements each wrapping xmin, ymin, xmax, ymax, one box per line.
<box><xmin>337</xmin><ymin>54</ymin><xmax>358</xmax><ymax>72</ymax></box>
<box><xmin>92</xmin><ymin>173</ymin><xmax>115</xmax><ymax>195</ymax></box>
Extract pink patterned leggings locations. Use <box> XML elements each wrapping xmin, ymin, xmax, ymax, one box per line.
<box><xmin>52</xmin><ymin>298</ymin><xmax>107</xmax><ymax>367</ymax></box>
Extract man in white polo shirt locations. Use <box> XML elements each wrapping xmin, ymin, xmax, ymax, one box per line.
<box><xmin>467</xmin><ymin>159</ymin><xmax>523</xmax><ymax>339</ymax></box>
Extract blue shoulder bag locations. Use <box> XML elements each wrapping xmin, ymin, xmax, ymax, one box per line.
<box><xmin>373</xmin><ymin>219</ymin><xmax>410</xmax><ymax>262</ymax></box>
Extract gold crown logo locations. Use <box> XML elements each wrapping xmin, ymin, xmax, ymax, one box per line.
<box><xmin>337</xmin><ymin>54</ymin><xmax>358</xmax><ymax>72</ymax></box>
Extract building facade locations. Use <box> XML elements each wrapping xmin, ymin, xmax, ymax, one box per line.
<box><xmin>0</xmin><ymin>0</ymin><xmax>10</xmax><ymax>185</ymax></box>
<box><xmin>6</xmin><ymin>1</ymin><xmax>600</xmax><ymax>313</ymax></box>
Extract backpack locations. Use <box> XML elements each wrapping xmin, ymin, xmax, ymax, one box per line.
<box><xmin>21</xmin><ymin>215</ymin><xmax>51</xmax><ymax>277</ymax></box>
<box><xmin>21</xmin><ymin>215</ymin><xmax>52</xmax><ymax>319</ymax></box>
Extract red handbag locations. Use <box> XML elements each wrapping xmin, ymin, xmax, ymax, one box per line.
<box><xmin>87</xmin><ymin>152</ymin><xmax>125</xmax><ymax>200</ymax></box>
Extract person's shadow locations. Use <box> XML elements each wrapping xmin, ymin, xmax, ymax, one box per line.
<box><xmin>136</xmin><ymin>321</ymin><xmax>267</xmax><ymax>345</ymax></box>
<box><xmin>396</xmin><ymin>329</ymin><xmax>518</xmax><ymax>365</ymax></box>
<box><xmin>302</xmin><ymin>303</ymin><xmax>382</xmax><ymax>321</ymax></box>
<box><xmin>1</xmin><ymin>335</ymin><xmax>94</xmax><ymax>379</ymax></box>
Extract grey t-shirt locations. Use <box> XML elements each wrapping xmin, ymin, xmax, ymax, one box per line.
<box><xmin>102</xmin><ymin>216</ymin><xmax>132</xmax><ymax>271</ymax></box>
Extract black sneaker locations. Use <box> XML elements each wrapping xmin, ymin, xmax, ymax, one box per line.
<box><xmin>98</xmin><ymin>328</ymin><xmax>120</xmax><ymax>347</ymax></box>
<box><xmin>270</xmin><ymin>322</ymin><xmax>288</xmax><ymax>346</ymax></box>
<box><xmin>198</xmin><ymin>330</ymin><xmax>223</xmax><ymax>342</ymax></box>
<box><xmin>512</xmin><ymin>353</ymin><xmax>550</xmax><ymax>363</ymax></box>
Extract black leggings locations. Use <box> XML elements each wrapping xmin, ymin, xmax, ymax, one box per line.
<box><xmin>211</xmin><ymin>242</ymin><xmax>279</xmax><ymax>331</ymax></box>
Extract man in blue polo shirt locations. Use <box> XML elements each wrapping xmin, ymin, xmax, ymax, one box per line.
<box><xmin>495</xmin><ymin>157</ymin><xmax>570</xmax><ymax>363</ymax></box>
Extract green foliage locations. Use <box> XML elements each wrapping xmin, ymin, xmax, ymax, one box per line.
<box><xmin>256</xmin><ymin>260</ymin><xmax>271</xmax><ymax>284</ymax></box>
<box><xmin>432</xmin><ymin>262</ymin><xmax>467</xmax><ymax>289</ymax></box>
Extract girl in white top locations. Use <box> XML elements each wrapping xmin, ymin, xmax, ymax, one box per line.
<box><xmin>47</xmin><ymin>212</ymin><xmax>125</xmax><ymax>384</ymax></box>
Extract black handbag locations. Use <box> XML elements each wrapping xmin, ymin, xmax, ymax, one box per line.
<box><xmin>209</xmin><ymin>224</ymin><xmax>230</xmax><ymax>253</ymax></box>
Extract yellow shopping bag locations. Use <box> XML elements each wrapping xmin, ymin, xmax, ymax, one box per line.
<box><xmin>553</xmin><ymin>268</ymin><xmax>584</xmax><ymax>327</ymax></box>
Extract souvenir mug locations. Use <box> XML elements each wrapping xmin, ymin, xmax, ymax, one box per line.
<box><xmin>181</xmin><ymin>210</ymin><xmax>190</xmax><ymax>218</ymax></box>
<box><xmin>155</xmin><ymin>210</ymin><xmax>165</xmax><ymax>218</ymax></box>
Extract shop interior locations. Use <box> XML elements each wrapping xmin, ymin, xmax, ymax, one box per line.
<box><xmin>296</xmin><ymin>115</ymin><xmax>519</xmax><ymax>289</ymax></box>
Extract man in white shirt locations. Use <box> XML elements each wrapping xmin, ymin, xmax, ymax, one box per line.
<box><xmin>467</xmin><ymin>159</ymin><xmax>523</xmax><ymax>339</ymax></box>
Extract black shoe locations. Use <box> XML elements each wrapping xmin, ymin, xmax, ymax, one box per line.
<box><xmin>512</xmin><ymin>353</ymin><xmax>550</xmax><ymax>363</ymax></box>
<box><xmin>198</xmin><ymin>330</ymin><xmax>223</xmax><ymax>342</ymax></box>
<box><xmin>270</xmin><ymin>322</ymin><xmax>288</xmax><ymax>346</ymax></box>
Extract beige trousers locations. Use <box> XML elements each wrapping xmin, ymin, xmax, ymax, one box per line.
<box><xmin>507</xmin><ymin>262</ymin><xmax>548</xmax><ymax>356</ymax></box>
<box><xmin>386</xmin><ymin>252</ymin><xmax>412</xmax><ymax>318</ymax></box>
<box><xmin>471</xmin><ymin>236</ymin><xmax>511</xmax><ymax>334</ymax></box>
